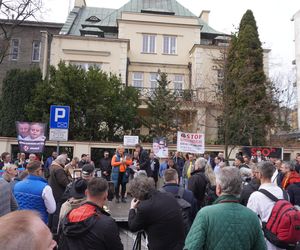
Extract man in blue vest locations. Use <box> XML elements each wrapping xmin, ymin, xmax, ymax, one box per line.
<box><xmin>14</xmin><ymin>161</ymin><xmax>56</xmax><ymax>224</ymax></box>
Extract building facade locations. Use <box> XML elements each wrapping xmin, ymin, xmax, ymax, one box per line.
<box><xmin>0</xmin><ymin>20</ymin><xmax>63</xmax><ymax>89</ymax></box>
<box><xmin>50</xmin><ymin>0</ymin><xmax>269</xmax><ymax>143</ymax></box>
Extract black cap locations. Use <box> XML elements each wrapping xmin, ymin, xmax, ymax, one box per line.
<box><xmin>70</xmin><ymin>178</ymin><xmax>88</xmax><ymax>199</ymax></box>
<box><xmin>82</xmin><ymin>163</ymin><xmax>95</xmax><ymax>177</ymax></box>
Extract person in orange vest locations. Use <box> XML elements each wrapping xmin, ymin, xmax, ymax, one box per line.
<box><xmin>111</xmin><ymin>145</ymin><xmax>132</xmax><ymax>203</ymax></box>
<box><xmin>281</xmin><ymin>161</ymin><xmax>300</xmax><ymax>190</ymax></box>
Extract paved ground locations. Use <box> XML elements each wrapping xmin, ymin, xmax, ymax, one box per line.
<box><xmin>108</xmin><ymin>197</ymin><xmax>148</xmax><ymax>250</ymax></box>
<box><xmin>107</xmin><ymin>197</ymin><xmax>132</xmax><ymax>222</ymax></box>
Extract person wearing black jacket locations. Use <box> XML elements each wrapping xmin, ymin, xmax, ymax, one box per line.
<box><xmin>240</xmin><ymin>177</ymin><xmax>260</xmax><ymax>206</ymax></box>
<box><xmin>135</xmin><ymin>144</ymin><xmax>152</xmax><ymax>177</ymax></box>
<box><xmin>99</xmin><ymin>151</ymin><xmax>112</xmax><ymax>181</ymax></box>
<box><xmin>149</xmin><ymin>152</ymin><xmax>160</xmax><ymax>186</ymax></box>
<box><xmin>128</xmin><ymin>176</ymin><xmax>185</xmax><ymax>250</ymax></box>
<box><xmin>188</xmin><ymin>158</ymin><xmax>208</xmax><ymax>209</ymax></box>
<box><xmin>58</xmin><ymin>177</ymin><xmax>123</xmax><ymax>250</ymax></box>
<box><xmin>287</xmin><ymin>182</ymin><xmax>300</xmax><ymax>206</ymax></box>
<box><xmin>162</xmin><ymin>168</ymin><xmax>198</xmax><ymax>223</ymax></box>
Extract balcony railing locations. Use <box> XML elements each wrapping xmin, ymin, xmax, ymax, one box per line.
<box><xmin>133</xmin><ymin>87</ymin><xmax>217</xmax><ymax>104</ymax></box>
<box><xmin>134</xmin><ymin>87</ymin><xmax>198</xmax><ymax>101</ymax></box>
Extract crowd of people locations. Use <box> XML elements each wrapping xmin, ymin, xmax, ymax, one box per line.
<box><xmin>0</xmin><ymin>147</ymin><xmax>300</xmax><ymax>250</ymax></box>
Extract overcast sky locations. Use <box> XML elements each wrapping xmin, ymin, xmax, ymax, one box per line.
<box><xmin>43</xmin><ymin>0</ymin><xmax>299</xmax><ymax>78</ymax></box>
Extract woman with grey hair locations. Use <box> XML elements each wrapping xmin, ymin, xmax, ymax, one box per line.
<box><xmin>128</xmin><ymin>176</ymin><xmax>185</xmax><ymax>250</ymax></box>
<box><xmin>187</xmin><ymin>157</ymin><xmax>210</xmax><ymax>209</ymax></box>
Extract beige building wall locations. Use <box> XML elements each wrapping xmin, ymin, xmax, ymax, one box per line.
<box><xmin>128</xmin><ymin>63</ymin><xmax>190</xmax><ymax>89</ymax></box>
<box><xmin>119</xmin><ymin>12</ymin><xmax>200</xmax><ymax>65</ymax></box>
<box><xmin>118</xmin><ymin>12</ymin><xmax>200</xmax><ymax>89</ymax></box>
<box><xmin>50</xmin><ymin>35</ymin><xmax>129</xmax><ymax>83</ymax></box>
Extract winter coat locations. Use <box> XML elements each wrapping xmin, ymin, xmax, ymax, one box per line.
<box><xmin>128</xmin><ymin>190</ymin><xmax>185</xmax><ymax>250</ymax></box>
<box><xmin>173</xmin><ymin>156</ymin><xmax>185</xmax><ymax>177</ymax></box>
<box><xmin>183</xmin><ymin>160</ymin><xmax>195</xmax><ymax>179</ymax></box>
<box><xmin>58</xmin><ymin>197</ymin><xmax>86</xmax><ymax>228</ymax></box>
<box><xmin>14</xmin><ymin>175</ymin><xmax>49</xmax><ymax>223</ymax></box>
<box><xmin>162</xmin><ymin>183</ymin><xmax>198</xmax><ymax>222</ymax></box>
<box><xmin>138</xmin><ymin>148</ymin><xmax>152</xmax><ymax>177</ymax></box>
<box><xmin>184</xmin><ymin>195</ymin><xmax>267</xmax><ymax>250</ymax></box>
<box><xmin>281</xmin><ymin>171</ymin><xmax>300</xmax><ymax>189</ymax></box>
<box><xmin>287</xmin><ymin>182</ymin><xmax>300</xmax><ymax>206</ymax></box>
<box><xmin>49</xmin><ymin>161</ymin><xmax>71</xmax><ymax>203</ymax></box>
<box><xmin>188</xmin><ymin>169</ymin><xmax>208</xmax><ymax>208</ymax></box>
<box><xmin>99</xmin><ymin>157</ymin><xmax>112</xmax><ymax>176</ymax></box>
<box><xmin>111</xmin><ymin>153</ymin><xmax>132</xmax><ymax>188</ymax></box>
<box><xmin>0</xmin><ymin>178</ymin><xmax>18</xmax><ymax>216</ymax></box>
<box><xmin>150</xmin><ymin>158</ymin><xmax>160</xmax><ymax>182</ymax></box>
<box><xmin>240</xmin><ymin>177</ymin><xmax>260</xmax><ymax>206</ymax></box>
<box><xmin>58</xmin><ymin>202</ymin><xmax>123</xmax><ymax>250</ymax></box>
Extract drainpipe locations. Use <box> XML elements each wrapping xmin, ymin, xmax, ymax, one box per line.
<box><xmin>126</xmin><ymin>57</ymin><xmax>130</xmax><ymax>87</ymax></box>
<box><xmin>188</xmin><ymin>62</ymin><xmax>192</xmax><ymax>89</ymax></box>
<box><xmin>41</xmin><ymin>30</ymin><xmax>48</xmax><ymax>80</ymax></box>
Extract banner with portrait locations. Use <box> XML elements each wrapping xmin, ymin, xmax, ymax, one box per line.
<box><xmin>16</xmin><ymin>122</ymin><xmax>46</xmax><ymax>153</ymax></box>
<box><xmin>153</xmin><ymin>137</ymin><xmax>168</xmax><ymax>158</ymax></box>
<box><xmin>177</xmin><ymin>131</ymin><xmax>205</xmax><ymax>154</ymax></box>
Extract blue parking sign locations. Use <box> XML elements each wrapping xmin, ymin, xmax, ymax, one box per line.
<box><xmin>50</xmin><ymin>105</ymin><xmax>70</xmax><ymax>129</ymax></box>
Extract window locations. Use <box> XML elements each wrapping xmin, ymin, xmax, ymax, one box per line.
<box><xmin>71</xmin><ymin>62</ymin><xmax>102</xmax><ymax>71</ymax></box>
<box><xmin>142</xmin><ymin>34</ymin><xmax>156</xmax><ymax>53</ymax></box>
<box><xmin>11</xmin><ymin>39</ymin><xmax>20</xmax><ymax>60</ymax></box>
<box><xmin>149</xmin><ymin>73</ymin><xmax>158</xmax><ymax>89</ymax></box>
<box><xmin>174</xmin><ymin>75</ymin><xmax>184</xmax><ymax>90</ymax></box>
<box><xmin>132</xmin><ymin>72</ymin><xmax>143</xmax><ymax>88</ymax></box>
<box><xmin>163</xmin><ymin>36</ymin><xmax>176</xmax><ymax>54</ymax></box>
<box><xmin>32</xmin><ymin>41</ymin><xmax>41</xmax><ymax>62</ymax></box>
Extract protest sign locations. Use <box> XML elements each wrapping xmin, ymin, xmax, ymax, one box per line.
<box><xmin>177</xmin><ymin>131</ymin><xmax>205</xmax><ymax>154</ymax></box>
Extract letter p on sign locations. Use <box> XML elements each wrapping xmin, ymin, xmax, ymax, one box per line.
<box><xmin>54</xmin><ymin>108</ymin><xmax>66</xmax><ymax>122</ymax></box>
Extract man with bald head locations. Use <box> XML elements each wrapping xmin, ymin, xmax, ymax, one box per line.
<box><xmin>0</xmin><ymin>210</ymin><xmax>56</xmax><ymax>250</ymax></box>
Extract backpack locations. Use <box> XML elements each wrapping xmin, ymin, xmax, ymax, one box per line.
<box><xmin>259</xmin><ymin>189</ymin><xmax>300</xmax><ymax>249</ymax></box>
<box><xmin>160</xmin><ymin>187</ymin><xmax>192</xmax><ymax>235</ymax></box>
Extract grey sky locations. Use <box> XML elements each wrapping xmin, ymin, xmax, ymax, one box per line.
<box><xmin>43</xmin><ymin>0</ymin><xmax>299</xmax><ymax>78</ymax></box>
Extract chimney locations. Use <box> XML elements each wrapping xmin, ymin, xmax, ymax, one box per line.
<box><xmin>199</xmin><ymin>10</ymin><xmax>210</xmax><ymax>24</ymax></box>
<box><xmin>74</xmin><ymin>0</ymin><xmax>86</xmax><ymax>7</ymax></box>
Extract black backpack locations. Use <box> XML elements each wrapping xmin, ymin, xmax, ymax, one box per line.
<box><xmin>160</xmin><ymin>187</ymin><xmax>192</xmax><ymax>235</ymax></box>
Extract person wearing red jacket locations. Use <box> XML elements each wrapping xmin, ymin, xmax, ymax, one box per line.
<box><xmin>281</xmin><ymin>161</ymin><xmax>300</xmax><ymax>190</ymax></box>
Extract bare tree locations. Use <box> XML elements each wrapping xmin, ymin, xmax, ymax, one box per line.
<box><xmin>269</xmin><ymin>71</ymin><xmax>297</xmax><ymax>134</ymax></box>
<box><xmin>0</xmin><ymin>0</ymin><xmax>43</xmax><ymax>63</ymax></box>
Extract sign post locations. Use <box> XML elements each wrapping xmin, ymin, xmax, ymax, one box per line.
<box><xmin>49</xmin><ymin>105</ymin><xmax>70</xmax><ymax>154</ymax></box>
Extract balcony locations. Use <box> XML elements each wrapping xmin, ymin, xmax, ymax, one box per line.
<box><xmin>134</xmin><ymin>87</ymin><xmax>198</xmax><ymax>101</ymax></box>
<box><xmin>133</xmin><ymin>87</ymin><xmax>217</xmax><ymax>105</ymax></box>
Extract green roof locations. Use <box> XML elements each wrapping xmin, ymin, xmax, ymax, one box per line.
<box><xmin>60</xmin><ymin>0</ymin><xmax>223</xmax><ymax>36</ymax></box>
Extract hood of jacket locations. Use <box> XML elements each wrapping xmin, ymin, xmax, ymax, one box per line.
<box><xmin>67</xmin><ymin>197</ymin><xmax>86</xmax><ymax>210</ymax></box>
<box><xmin>62</xmin><ymin>202</ymin><xmax>109</xmax><ymax>237</ymax></box>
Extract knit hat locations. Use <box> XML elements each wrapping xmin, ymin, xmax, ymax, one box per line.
<box><xmin>82</xmin><ymin>163</ymin><xmax>95</xmax><ymax>177</ymax></box>
<box><xmin>70</xmin><ymin>178</ymin><xmax>88</xmax><ymax>199</ymax></box>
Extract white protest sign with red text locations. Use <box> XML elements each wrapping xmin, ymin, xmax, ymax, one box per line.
<box><xmin>177</xmin><ymin>131</ymin><xmax>205</xmax><ymax>154</ymax></box>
